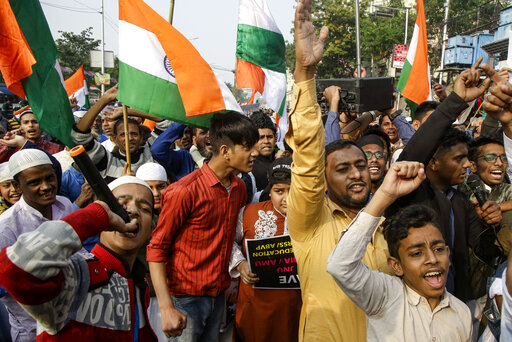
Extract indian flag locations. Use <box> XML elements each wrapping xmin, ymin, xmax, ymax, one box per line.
<box><xmin>236</xmin><ymin>0</ymin><xmax>287</xmax><ymax>139</ymax></box>
<box><xmin>397</xmin><ymin>0</ymin><xmax>432</xmax><ymax>115</ymax></box>
<box><xmin>89</xmin><ymin>84</ymin><xmax>101</xmax><ymax>93</ymax></box>
<box><xmin>118</xmin><ymin>0</ymin><xmax>242</xmax><ymax>128</ymax></box>
<box><xmin>0</xmin><ymin>0</ymin><xmax>75</xmax><ymax>147</ymax></box>
<box><xmin>65</xmin><ymin>65</ymin><xmax>90</xmax><ymax>108</ymax></box>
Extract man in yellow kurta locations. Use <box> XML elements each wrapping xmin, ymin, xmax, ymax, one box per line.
<box><xmin>286</xmin><ymin>1</ymin><xmax>392</xmax><ymax>341</ymax></box>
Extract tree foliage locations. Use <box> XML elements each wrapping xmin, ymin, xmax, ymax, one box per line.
<box><xmin>56</xmin><ymin>27</ymin><xmax>100</xmax><ymax>75</ymax></box>
<box><xmin>284</xmin><ymin>0</ymin><xmax>503</xmax><ymax>79</ymax></box>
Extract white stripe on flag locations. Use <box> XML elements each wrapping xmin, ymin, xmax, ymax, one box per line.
<box><xmin>119</xmin><ymin>20</ymin><xmax>176</xmax><ymax>84</ymax></box>
<box><xmin>238</xmin><ymin>0</ymin><xmax>281</xmax><ymax>34</ymax></box>
<box><xmin>406</xmin><ymin>24</ymin><xmax>420</xmax><ymax>65</ymax></box>
<box><xmin>214</xmin><ymin>71</ymin><xmax>243</xmax><ymax>113</ymax></box>
<box><xmin>261</xmin><ymin>68</ymin><xmax>286</xmax><ymax>112</ymax></box>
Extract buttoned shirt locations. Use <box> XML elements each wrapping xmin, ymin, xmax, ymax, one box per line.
<box><xmin>147</xmin><ymin>163</ymin><xmax>247</xmax><ymax>296</ymax></box>
<box><xmin>0</xmin><ymin>195</ymin><xmax>74</xmax><ymax>342</ymax></box>
<box><xmin>327</xmin><ymin>211</ymin><xmax>472</xmax><ymax>342</ymax></box>
<box><xmin>285</xmin><ymin>79</ymin><xmax>391</xmax><ymax>342</ymax></box>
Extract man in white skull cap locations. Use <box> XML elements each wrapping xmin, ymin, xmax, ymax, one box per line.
<box><xmin>0</xmin><ymin>176</ymin><xmax>158</xmax><ymax>341</ymax></box>
<box><xmin>0</xmin><ymin>148</ymin><xmax>74</xmax><ymax>342</ymax></box>
<box><xmin>135</xmin><ymin>163</ymin><xmax>170</xmax><ymax>341</ymax></box>
<box><xmin>136</xmin><ymin>162</ymin><xmax>169</xmax><ymax>216</ymax></box>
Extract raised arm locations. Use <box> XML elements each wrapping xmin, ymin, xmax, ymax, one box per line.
<box><xmin>327</xmin><ymin>161</ymin><xmax>425</xmax><ymax>314</ymax></box>
<box><xmin>76</xmin><ymin>85</ymin><xmax>118</xmax><ymax>132</ymax></box>
<box><xmin>0</xmin><ymin>202</ymin><xmax>135</xmax><ymax>334</ymax></box>
<box><xmin>399</xmin><ymin>59</ymin><xmax>491</xmax><ymax>164</ymax></box>
<box><xmin>285</xmin><ymin>0</ymin><xmax>329</xmax><ymax>241</ymax></box>
<box><xmin>111</xmin><ymin>107</ymin><xmax>163</xmax><ymax>122</ymax></box>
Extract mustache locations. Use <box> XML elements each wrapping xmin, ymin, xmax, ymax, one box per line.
<box><xmin>346</xmin><ymin>180</ymin><xmax>367</xmax><ymax>189</ymax></box>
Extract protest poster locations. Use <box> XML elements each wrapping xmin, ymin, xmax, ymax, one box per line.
<box><xmin>393</xmin><ymin>44</ymin><xmax>409</xmax><ymax>69</ymax></box>
<box><xmin>245</xmin><ymin>235</ymin><xmax>300</xmax><ymax>289</ymax></box>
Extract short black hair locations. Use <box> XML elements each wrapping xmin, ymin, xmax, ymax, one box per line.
<box><xmin>209</xmin><ymin>112</ymin><xmax>259</xmax><ymax>155</ymax></box>
<box><xmin>113</xmin><ymin>118</ymin><xmax>142</xmax><ymax>135</ymax></box>
<box><xmin>414</xmin><ymin>101</ymin><xmax>439</xmax><ymax>123</ymax></box>
<box><xmin>435</xmin><ymin>127</ymin><xmax>471</xmax><ymax>158</ymax></box>
<box><xmin>325</xmin><ymin>139</ymin><xmax>366</xmax><ymax>165</ymax></box>
<box><xmin>383</xmin><ymin>204</ymin><xmax>442</xmax><ymax>259</ymax></box>
<box><xmin>191</xmin><ymin>127</ymin><xmax>208</xmax><ymax>136</ymax></box>
<box><xmin>362</xmin><ymin>126</ymin><xmax>391</xmax><ymax>157</ymax></box>
<box><xmin>250</xmin><ymin>110</ymin><xmax>276</xmax><ymax>134</ymax></box>
<box><xmin>468</xmin><ymin>133</ymin><xmax>504</xmax><ymax>162</ymax></box>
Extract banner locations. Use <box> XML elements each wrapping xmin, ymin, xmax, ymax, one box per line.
<box><xmin>393</xmin><ymin>44</ymin><xmax>409</xmax><ymax>69</ymax></box>
<box><xmin>245</xmin><ymin>235</ymin><xmax>300</xmax><ymax>289</ymax></box>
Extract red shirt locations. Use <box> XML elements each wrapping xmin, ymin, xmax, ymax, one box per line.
<box><xmin>147</xmin><ymin>163</ymin><xmax>247</xmax><ymax>297</ymax></box>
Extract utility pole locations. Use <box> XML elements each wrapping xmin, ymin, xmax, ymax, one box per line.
<box><xmin>355</xmin><ymin>0</ymin><xmax>362</xmax><ymax>77</ymax></box>
<box><xmin>100</xmin><ymin>0</ymin><xmax>105</xmax><ymax>94</ymax></box>
<box><xmin>439</xmin><ymin>0</ymin><xmax>450</xmax><ymax>83</ymax></box>
<box><xmin>405</xmin><ymin>8</ymin><xmax>409</xmax><ymax>45</ymax></box>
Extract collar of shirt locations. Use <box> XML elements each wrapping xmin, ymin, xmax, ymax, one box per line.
<box><xmin>405</xmin><ymin>282</ymin><xmax>452</xmax><ymax>311</ymax></box>
<box><xmin>92</xmin><ymin>242</ymin><xmax>147</xmax><ymax>283</ymax></box>
<box><xmin>200</xmin><ymin>162</ymin><xmax>239</xmax><ymax>190</ymax></box>
<box><xmin>326</xmin><ymin>197</ymin><xmax>351</xmax><ymax>219</ymax></box>
<box><xmin>18</xmin><ymin>195</ymin><xmax>68</xmax><ymax>221</ymax></box>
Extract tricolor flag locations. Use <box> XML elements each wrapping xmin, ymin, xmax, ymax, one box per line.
<box><xmin>65</xmin><ymin>65</ymin><xmax>90</xmax><ymax>108</ymax></box>
<box><xmin>236</xmin><ymin>0</ymin><xmax>287</xmax><ymax>139</ymax></box>
<box><xmin>118</xmin><ymin>0</ymin><xmax>242</xmax><ymax>128</ymax></box>
<box><xmin>89</xmin><ymin>84</ymin><xmax>101</xmax><ymax>93</ymax></box>
<box><xmin>0</xmin><ymin>0</ymin><xmax>75</xmax><ymax>147</ymax></box>
<box><xmin>397</xmin><ymin>0</ymin><xmax>432</xmax><ymax>115</ymax></box>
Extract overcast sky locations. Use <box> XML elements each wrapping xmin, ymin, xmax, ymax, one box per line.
<box><xmin>41</xmin><ymin>0</ymin><xmax>296</xmax><ymax>84</ymax></box>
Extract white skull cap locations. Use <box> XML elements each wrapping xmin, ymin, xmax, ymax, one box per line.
<box><xmin>9</xmin><ymin>149</ymin><xmax>52</xmax><ymax>178</ymax></box>
<box><xmin>108</xmin><ymin>176</ymin><xmax>152</xmax><ymax>192</ymax></box>
<box><xmin>0</xmin><ymin>163</ymin><xmax>13</xmax><ymax>183</ymax></box>
<box><xmin>135</xmin><ymin>163</ymin><xmax>167</xmax><ymax>182</ymax></box>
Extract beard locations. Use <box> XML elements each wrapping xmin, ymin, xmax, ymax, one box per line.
<box><xmin>197</xmin><ymin>145</ymin><xmax>213</xmax><ymax>160</ymax></box>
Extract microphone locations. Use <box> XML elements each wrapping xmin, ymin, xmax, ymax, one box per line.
<box><xmin>466</xmin><ymin>174</ymin><xmax>488</xmax><ymax>207</ymax></box>
<box><xmin>69</xmin><ymin>145</ymin><xmax>131</xmax><ymax>223</ymax></box>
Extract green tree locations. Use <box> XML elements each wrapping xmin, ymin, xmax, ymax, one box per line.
<box><xmin>56</xmin><ymin>27</ymin><xmax>100</xmax><ymax>75</ymax></box>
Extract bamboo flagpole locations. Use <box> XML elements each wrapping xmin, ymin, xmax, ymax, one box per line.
<box><xmin>122</xmin><ymin>104</ymin><xmax>132</xmax><ymax>174</ymax></box>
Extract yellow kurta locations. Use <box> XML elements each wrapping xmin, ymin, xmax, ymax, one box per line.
<box><xmin>285</xmin><ymin>79</ymin><xmax>392</xmax><ymax>342</ymax></box>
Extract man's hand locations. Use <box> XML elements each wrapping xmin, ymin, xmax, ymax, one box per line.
<box><xmin>236</xmin><ymin>260</ymin><xmax>260</xmax><ymax>286</ymax></box>
<box><xmin>0</xmin><ymin>131</ymin><xmax>26</xmax><ymax>148</ymax></box>
<box><xmin>102</xmin><ymin>84</ymin><xmax>118</xmax><ymax>103</ymax></box>
<box><xmin>69</xmin><ymin>96</ymin><xmax>78</xmax><ymax>109</ymax></box>
<box><xmin>483</xmin><ymin>81</ymin><xmax>512</xmax><ymax>127</ymax></box>
<box><xmin>432</xmin><ymin>81</ymin><xmax>447</xmax><ymax>101</ymax></box>
<box><xmin>94</xmin><ymin>200</ymin><xmax>138</xmax><ymax>233</ymax></box>
<box><xmin>160</xmin><ymin>306</ymin><xmax>187</xmax><ymax>338</ymax></box>
<box><xmin>294</xmin><ymin>0</ymin><xmax>328</xmax><ymax>82</ymax></box>
<box><xmin>75</xmin><ymin>183</ymin><xmax>94</xmax><ymax>208</ymax></box>
<box><xmin>323</xmin><ymin>86</ymin><xmax>341</xmax><ymax>112</ymax></box>
<box><xmin>453</xmin><ymin>57</ymin><xmax>492</xmax><ymax>103</ymax></box>
<box><xmin>122</xmin><ymin>162</ymin><xmax>135</xmax><ymax>176</ymax></box>
<box><xmin>474</xmin><ymin>200</ymin><xmax>503</xmax><ymax>226</ymax></box>
<box><xmin>364</xmin><ymin>161</ymin><xmax>425</xmax><ymax>217</ymax></box>
<box><xmin>353</xmin><ymin>67</ymin><xmax>367</xmax><ymax>78</ymax></box>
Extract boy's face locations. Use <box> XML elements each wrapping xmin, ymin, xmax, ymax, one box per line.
<box><xmin>270</xmin><ymin>183</ymin><xmax>290</xmax><ymax>215</ymax></box>
<box><xmin>257</xmin><ymin>128</ymin><xmax>276</xmax><ymax>157</ymax></box>
<box><xmin>361</xmin><ymin>143</ymin><xmax>387</xmax><ymax>184</ymax></box>
<box><xmin>227</xmin><ymin>143</ymin><xmax>257</xmax><ymax>173</ymax></box>
<box><xmin>389</xmin><ymin>224</ymin><xmax>450</xmax><ymax>306</ymax></box>
<box><xmin>474</xmin><ymin>143</ymin><xmax>507</xmax><ymax>186</ymax></box>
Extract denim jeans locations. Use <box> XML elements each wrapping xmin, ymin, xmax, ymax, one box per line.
<box><xmin>170</xmin><ymin>293</ymin><xmax>225</xmax><ymax>342</ymax></box>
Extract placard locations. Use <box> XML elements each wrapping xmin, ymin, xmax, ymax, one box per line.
<box><xmin>245</xmin><ymin>235</ymin><xmax>300</xmax><ymax>289</ymax></box>
<box><xmin>393</xmin><ymin>44</ymin><xmax>409</xmax><ymax>69</ymax></box>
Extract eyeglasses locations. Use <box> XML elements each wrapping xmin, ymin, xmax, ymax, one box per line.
<box><xmin>479</xmin><ymin>153</ymin><xmax>508</xmax><ymax>164</ymax></box>
<box><xmin>364</xmin><ymin>151</ymin><xmax>387</xmax><ymax>160</ymax></box>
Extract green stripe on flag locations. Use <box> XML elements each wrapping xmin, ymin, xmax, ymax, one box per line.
<box><xmin>10</xmin><ymin>0</ymin><xmax>75</xmax><ymax>147</ymax></box>
<box><xmin>236</xmin><ymin>24</ymin><xmax>286</xmax><ymax>73</ymax></box>
<box><xmin>118</xmin><ymin>62</ymin><xmax>224</xmax><ymax>129</ymax></box>
<box><xmin>397</xmin><ymin>60</ymin><xmax>412</xmax><ymax>93</ymax></box>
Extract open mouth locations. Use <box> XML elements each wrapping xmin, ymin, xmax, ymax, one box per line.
<box><xmin>348</xmin><ymin>182</ymin><xmax>366</xmax><ymax>192</ymax></box>
<box><xmin>368</xmin><ymin>166</ymin><xmax>381</xmax><ymax>175</ymax></box>
<box><xmin>424</xmin><ymin>271</ymin><xmax>444</xmax><ymax>289</ymax></box>
<box><xmin>490</xmin><ymin>170</ymin><xmax>504</xmax><ymax>180</ymax></box>
<box><xmin>120</xmin><ymin>224</ymin><xmax>140</xmax><ymax>239</ymax></box>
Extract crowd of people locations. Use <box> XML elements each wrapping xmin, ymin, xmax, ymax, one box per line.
<box><xmin>3</xmin><ymin>0</ymin><xmax>512</xmax><ymax>341</ymax></box>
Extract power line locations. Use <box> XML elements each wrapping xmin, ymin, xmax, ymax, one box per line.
<box><xmin>40</xmin><ymin>2</ymin><xmax>97</xmax><ymax>14</ymax></box>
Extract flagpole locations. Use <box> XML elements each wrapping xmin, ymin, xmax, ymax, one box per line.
<box><xmin>438</xmin><ymin>0</ymin><xmax>450</xmax><ymax>83</ymax></box>
<box><xmin>100</xmin><ymin>0</ymin><xmax>105</xmax><ymax>95</ymax></box>
<box><xmin>122</xmin><ymin>104</ymin><xmax>132</xmax><ymax>174</ymax></box>
<box><xmin>169</xmin><ymin>0</ymin><xmax>176</xmax><ymax>24</ymax></box>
